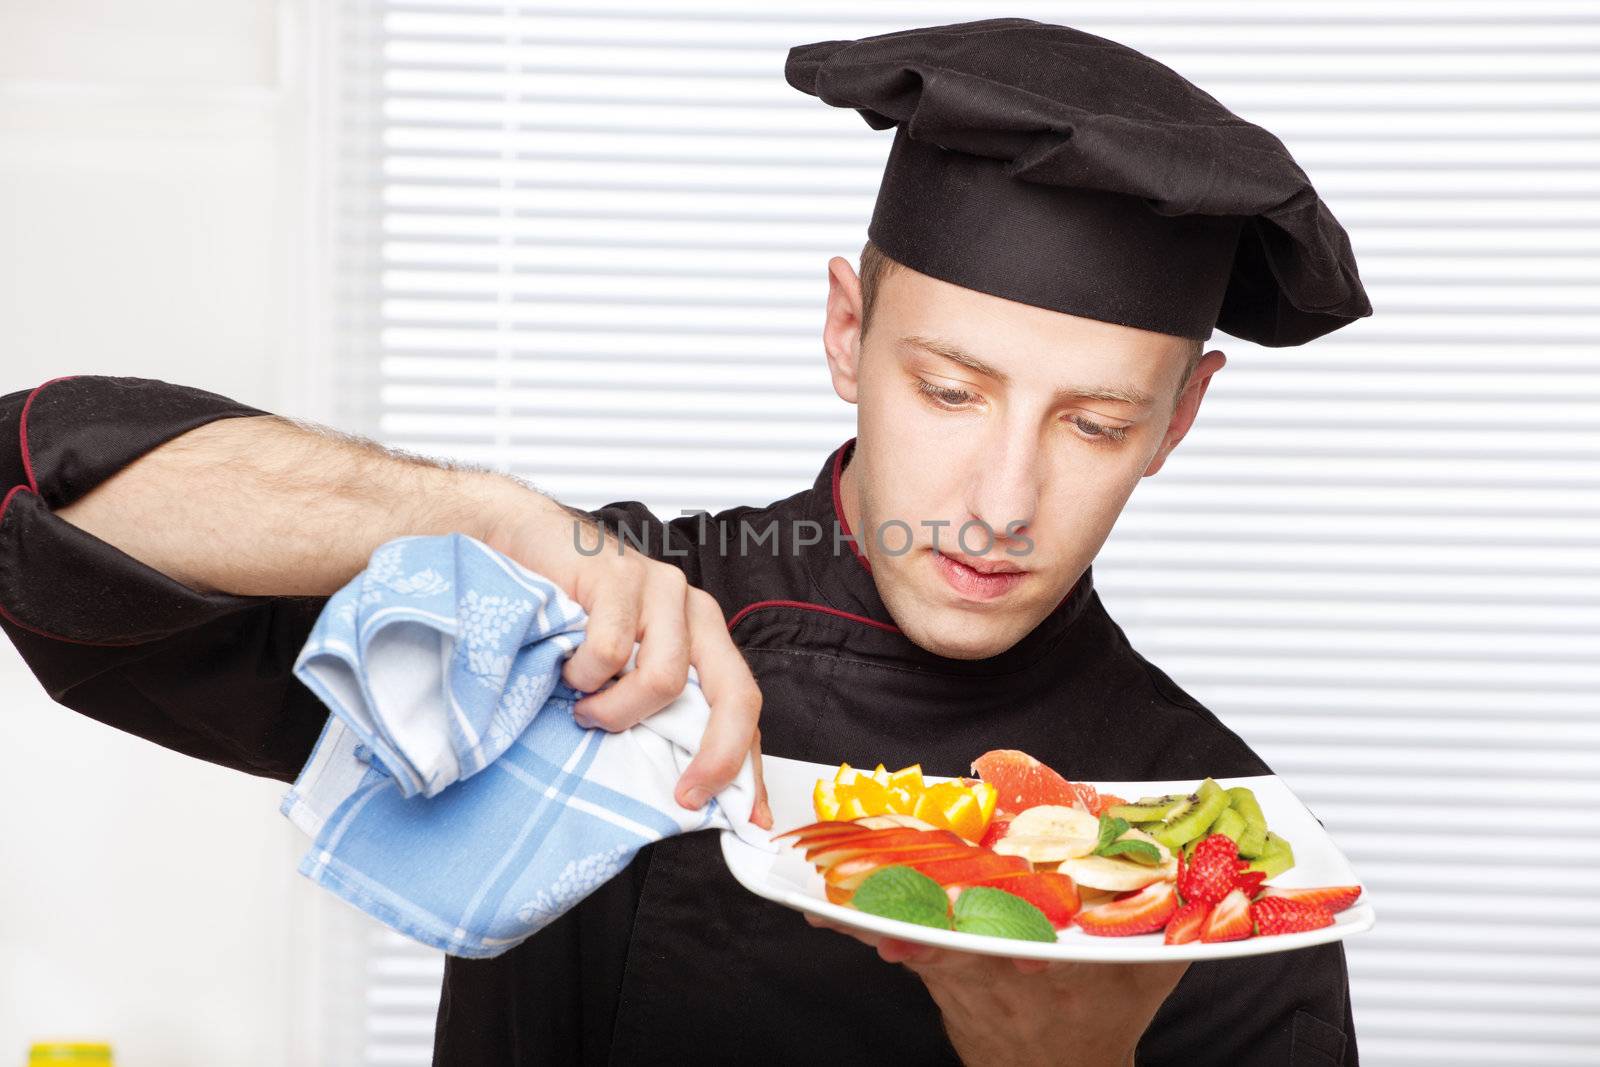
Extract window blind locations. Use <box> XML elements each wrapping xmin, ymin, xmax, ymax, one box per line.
<box><xmin>325</xmin><ymin>2</ymin><xmax>1600</xmax><ymax>1063</ymax></box>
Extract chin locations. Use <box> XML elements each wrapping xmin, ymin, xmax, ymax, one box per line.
<box><xmin>898</xmin><ymin>610</ymin><xmax>1027</xmax><ymax>661</ymax></box>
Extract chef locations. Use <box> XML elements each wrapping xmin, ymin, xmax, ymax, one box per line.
<box><xmin>0</xmin><ymin>17</ymin><xmax>1369</xmax><ymax>1067</ymax></box>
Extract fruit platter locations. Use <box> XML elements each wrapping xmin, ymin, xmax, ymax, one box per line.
<box><xmin>720</xmin><ymin>750</ymin><xmax>1375</xmax><ymax>962</ymax></box>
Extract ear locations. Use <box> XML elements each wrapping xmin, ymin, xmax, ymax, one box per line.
<box><xmin>822</xmin><ymin>255</ymin><xmax>865</xmax><ymax>405</ymax></box>
<box><xmin>1144</xmin><ymin>349</ymin><xmax>1226</xmax><ymax>477</ymax></box>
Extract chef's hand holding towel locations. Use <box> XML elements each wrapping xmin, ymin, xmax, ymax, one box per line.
<box><xmin>280</xmin><ymin>533</ymin><xmax>777</xmax><ymax>959</ymax></box>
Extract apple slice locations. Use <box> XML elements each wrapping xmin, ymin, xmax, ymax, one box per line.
<box><xmin>810</xmin><ymin>837</ymin><xmax>972</xmax><ymax>872</ymax></box>
<box><xmin>823</xmin><ymin>846</ymin><xmax>979</xmax><ymax>890</ymax></box>
<box><xmin>801</xmin><ymin>826</ymin><xmax>952</xmax><ymax>849</ymax></box>
<box><xmin>805</xmin><ymin>829</ymin><xmax>966</xmax><ymax>867</ymax></box>
<box><xmin>945</xmin><ymin>871</ymin><xmax>1082</xmax><ymax>928</ymax></box>
<box><xmin>900</xmin><ymin>852</ymin><xmax>1031</xmax><ymax>886</ymax></box>
<box><xmin>774</xmin><ymin>820</ymin><xmax>870</xmax><ymax>845</ymax></box>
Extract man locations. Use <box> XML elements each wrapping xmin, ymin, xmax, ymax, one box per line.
<box><xmin>0</xmin><ymin>18</ymin><xmax>1369</xmax><ymax>1067</ymax></box>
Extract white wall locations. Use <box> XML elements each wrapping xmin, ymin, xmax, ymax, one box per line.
<box><xmin>0</xmin><ymin>3</ymin><xmax>326</xmax><ymax>1064</ymax></box>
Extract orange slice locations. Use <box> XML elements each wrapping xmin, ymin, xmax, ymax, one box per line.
<box><xmin>811</xmin><ymin>760</ymin><xmax>997</xmax><ymax>841</ymax></box>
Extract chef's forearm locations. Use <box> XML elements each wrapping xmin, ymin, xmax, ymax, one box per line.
<box><xmin>52</xmin><ymin>413</ymin><xmax>555</xmax><ymax>597</ymax></box>
<box><xmin>920</xmin><ymin>956</ymin><xmax>1183</xmax><ymax>1067</ymax></box>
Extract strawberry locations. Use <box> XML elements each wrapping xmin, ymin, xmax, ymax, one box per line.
<box><xmin>1252</xmin><ymin>896</ymin><xmax>1335</xmax><ymax>936</ymax></box>
<box><xmin>1163</xmin><ymin>900</ymin><xmax>1210</xmax><ymax>945</ymax></box>
<box><xmin>1179</xmin><ymin>835</ymin><xmax>1240</xmax><ymax>906</ymax></box>
<box><xmin>1194</xmin><ymin>833</ymin><xmax>1238</xmax><ymax>860</ymax></box>
<box><xmin>1199</xmin><ymin>888</ymin><xmax>1254</xmax><ymax>942</ymax></box>
<box><xmin>1076</xmin><ymin>880</ymin><xmax>1178</xmax><ymax>937</ymax></box>
<box><xmin>1233</xmin><ymin>869</ymin><xmax>1268</xmax><ymax>898</ymax></box>
<box><xmin>1257</xmin><ymin>885</ymin><xmax>1361</xmax><ymax>914</ymax></box>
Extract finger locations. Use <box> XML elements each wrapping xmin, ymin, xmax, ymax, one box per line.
<box><xmin>877</xmin><ymin>938</ymin><xmax>939</xmax><ymax>965</ymax></box>
<box><xmin>746</xmin><ymin>728</ymin><xmax>772</xmax><ymax>829</ymax></box>
<box><xmin>562</xmin><ymin>574</ymin><xmax>640</xmax><ymax>694</ymax></box>
<box><xmin>675</xmin><ymin>591</ymin><xmax>762</xmax><ymax>811</ymax></box>
<box><xmin>572</xmin><ymin>567</ymin><xmax>692</xmax><ymax>731</ymax></box>
<box><xmin>804</xmin><ymin>912</ymin><xmax>884</xmax><ymax>948</ymax></box>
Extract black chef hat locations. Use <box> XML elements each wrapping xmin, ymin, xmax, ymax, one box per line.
<box><xmin>786</xmin><ymin>18</ymin><xmax>1372</xmax><ymax>347</ymax></box>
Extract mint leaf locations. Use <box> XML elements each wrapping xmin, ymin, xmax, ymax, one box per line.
<box><xmin>951</xmin><ymin>886</ymin><xmax>1058</xmax><ymax>943</ymax></box>
<box><xmin>1091</xmin><ymin>814</ymin><xmax>1162</xmax><ymax>864</ymax></box>
<box><xmin>1096</xmin><ymin>838</ymin><xmax>1162</xmax><ymax>866</ymax></box>
<box><xmin>1095</xmin><ymin>814</ymin><xmax>1130</xmax><ymax>851</ymax></box>
<box><xmin>851</xmin><ymin>866</ymin><xmax>953</xmax><ymax>930</ymax></box>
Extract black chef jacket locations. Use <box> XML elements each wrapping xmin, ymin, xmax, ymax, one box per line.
<box><xmin>1</xmin><ymin>376</ymin><xmax>1357</xmax><ymax>1066</ymax></box>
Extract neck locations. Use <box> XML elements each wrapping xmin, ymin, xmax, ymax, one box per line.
<box><xmin>836</xmin><ymin>445</ymin><xmax>863</xmax><ymax>544</ymax></box>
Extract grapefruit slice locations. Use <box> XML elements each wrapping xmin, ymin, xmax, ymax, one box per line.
<box><xmin>971</xmin><ymin>749</ymin><xmax>1099</xmax><ymax>814</ymax></box>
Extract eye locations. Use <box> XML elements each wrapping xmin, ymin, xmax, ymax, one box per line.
<box><xmin>915</xmin><ymin>379</ymin><xmax>975</xmax><ymax>408</ymax></box>
<box><xmin>1067</xmin><ymin>414</ymin><xmax>1128</xmax><ymax>443</ymax></box>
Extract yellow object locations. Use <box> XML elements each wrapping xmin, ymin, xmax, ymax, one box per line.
<box><xmin>812</xmin><ymin>761</ymin><xmax>996</xmax><ymax>841</ymax></box>
<box><xmin>812</xmin><ymin>778</ymin><xmax>841</xmax><ymax>820</ymax></box>
<box><xmin>28</xmin><ymin>1045</ymin><xmax>114</xmax><ymax>1066</ymax></box>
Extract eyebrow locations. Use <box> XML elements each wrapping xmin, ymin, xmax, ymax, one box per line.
<box><xmin>899</xmin><ymin>335</ymin><xmax>1156</xmax><ymax>408</ymax></box>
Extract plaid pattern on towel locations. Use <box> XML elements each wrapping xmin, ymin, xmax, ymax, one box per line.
<box><xmin>280</xmin><ymin>533</ymin><xmax>773</xmax><ymax>958</ymax></box>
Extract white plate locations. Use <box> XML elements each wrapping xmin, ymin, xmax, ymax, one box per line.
<box><xmin>721</xmin><ymin>754</ymin><xmax>1375</xmax><ymax>962</ymax></box>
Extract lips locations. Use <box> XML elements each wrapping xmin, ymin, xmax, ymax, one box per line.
<box><xmin>944</xmin><ymin>553</ymin><xmax>1025</xmax><ymax>575</ymax></box>
<box><xmin>933</xmin><ymin>551</ymin><xmax>1028</xmax><ymax>601</ymax></box>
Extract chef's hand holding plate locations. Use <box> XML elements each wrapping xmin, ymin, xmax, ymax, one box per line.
<box><xmin>803</xmin><ymin>911</ymin><xmax>1187</xmax><ymax>1066</ymax></box>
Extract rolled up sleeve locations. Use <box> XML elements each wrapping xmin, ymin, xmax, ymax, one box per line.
<box><xmin>0</xmin><ymin>375</ymin><xmax>329</xmax><ymax>781</ymax></box>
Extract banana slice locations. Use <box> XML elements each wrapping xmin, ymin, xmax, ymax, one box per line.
<box><xmin>992</xmin><ymin>833</ymin><xmax>1090</xmax><ymax>864</ymax></box>
<box><xmin>989</xmin><ymin>805</ymin><xmax>1099</xmax><ymax>862</ymax></box>
<box><xmin>1006</xmin><ymin>804</ymin><xmax>1100</xmax><ymax>839</ymax></box>
<box><xmin>1059</xmin><ymin>854</ymin><xmax>1173</xmax><ymax>892</ymax></box>
<box><xmin>999</xmin><ymin>805</ymin><xmax>1100</xmax><ymax>855</ymax></box>
<box><xmin>1058</xmin><ymin>824</ymin><xmax>1179</xmax><ymax>890</ymax></box>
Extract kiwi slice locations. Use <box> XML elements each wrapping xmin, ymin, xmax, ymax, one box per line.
<box><xmin>1152</xmin><ymin>778</ymin><xmax>1229</xmax><ymax>850</ymax></box>
<box><xmin>1237</xmin><ymin>827</ymin><xmax>1268</xmax><ymax>861</ymax></box>
<box><xmin>1107</xmin><ymin>793</ymin><xmax>1196</xmax><ymax>823</ymax></box>
<box><xmin>1209</xmin><ymin>806</ymin><xmax>1247</xmax><ymax>844</ymax></box>
<box><xmin>1243</xmin><ymin>832</ymin><xmax>1295</xmax><ymax>879</ymax></box>
<box><xmin>1226</xmin><ymin>786</ymin><xmax>1269</xmax><ymax>859</ymax></box>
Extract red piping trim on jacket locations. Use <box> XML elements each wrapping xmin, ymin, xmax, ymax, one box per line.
<box><xmin>0</xmin><ymin>484</ymin><xmax>141</xmax><ymax>647</ymax></box>
<box><xmin>0</xmin><ymin>484</ymin><xmax>26</xmax><ymax>516</ymax></box>
<box><xmin>831</xmin><ymin>437</ymin><xmax>872</xmax><ymax>574</ymax></box>
<box><xmin>19</xmin><ymin>375</ymin><xmax>77</xmax><ymax>496</ymax></box>
<box><xmin>726</xmin><ymin>598</ymin><xmax>901</xmax><ymax>635</ymax></box>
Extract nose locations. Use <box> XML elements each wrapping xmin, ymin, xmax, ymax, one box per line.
<box><xmin>962</xmin><ymin>421</ymin><xmax>1039</xmax><ymax>553</ymax></box>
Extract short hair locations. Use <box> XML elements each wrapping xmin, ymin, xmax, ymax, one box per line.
<box><xmin>1174</xmin><ymin>336</ymin><xmax>1206</xmax><ymax>398</ymax></box>
<box><xmin>858</xmin><ymin>238</ymin><xmax>904</xmax><ymax>345</ymax></box>
<box><xmin>857</xmin><ymin>238</ymin><xmax>1205</xmax><ymax>403</ymax></box>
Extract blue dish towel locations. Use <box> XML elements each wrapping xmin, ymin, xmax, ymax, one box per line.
<box><xmin>280</xmin><ymin>533</ymin><xmax>776</xmax><ymax>958</ymax></box>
